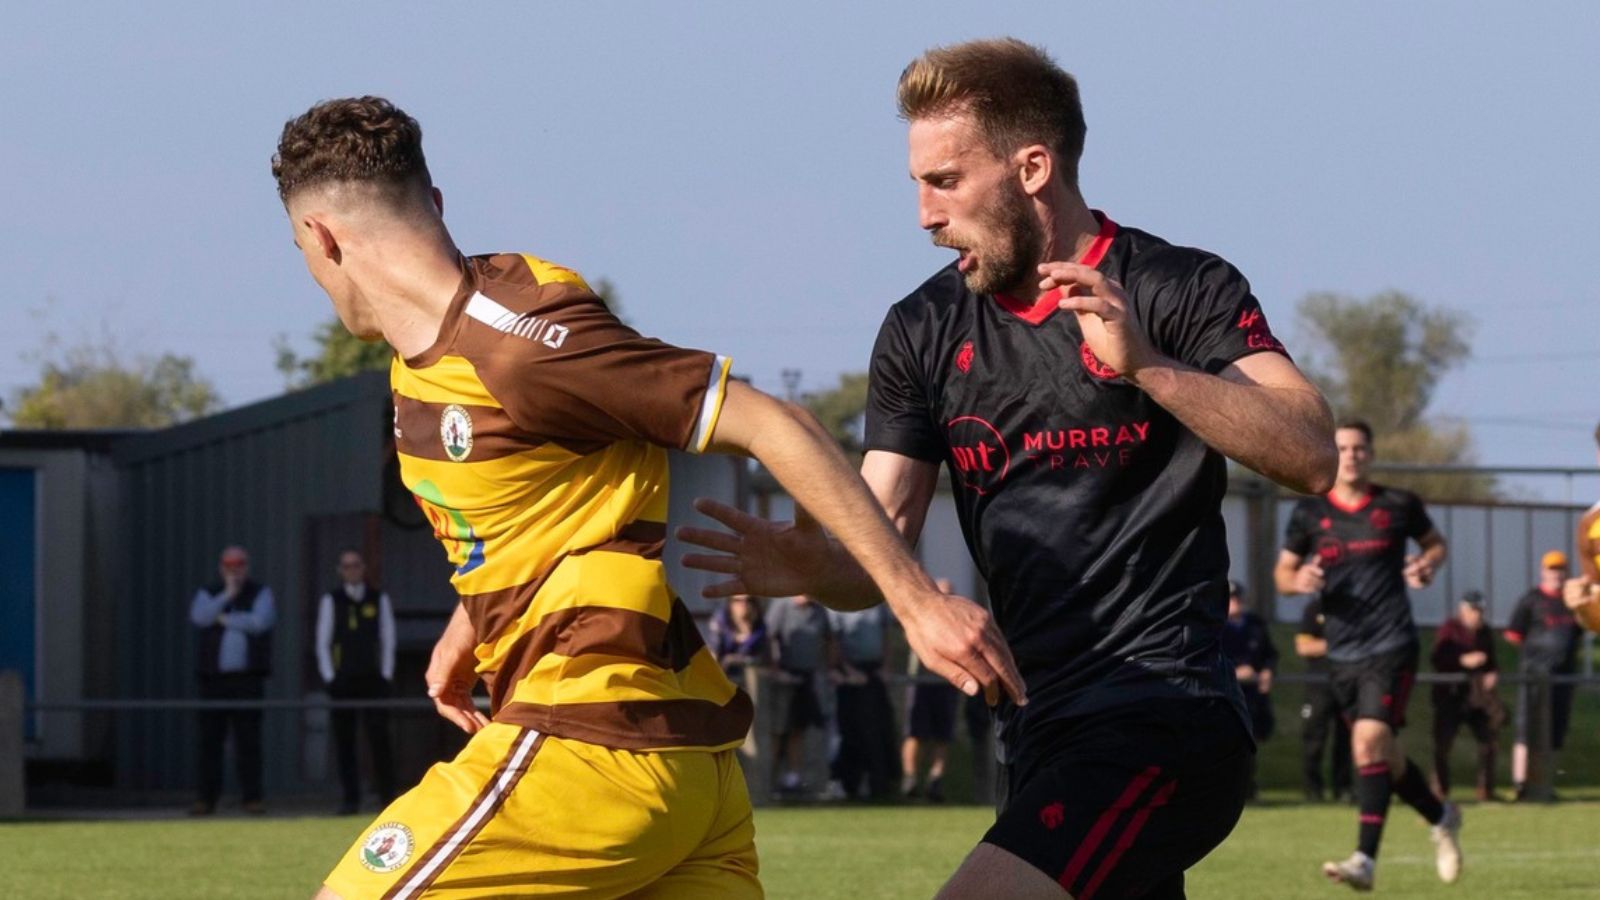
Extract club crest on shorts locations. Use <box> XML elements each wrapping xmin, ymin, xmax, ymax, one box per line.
<box><xmin>440</xmin><ymin>404</ymin><xmax>474</xmax><ymax>462</ymax></box>
<box><xmin>360</xmin><ymin>822</ymin><xmax>414</xmax><ymax>873</ymax></box>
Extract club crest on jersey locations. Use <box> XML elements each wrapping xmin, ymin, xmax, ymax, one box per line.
<box><xmin>440</xmin><ymin>404</ymin><xmax>474</xmax><ymax>462</ymax></box>
<box><xmin>360</xmin><ymin>822</ymin><xmax>414</xmax><ymax>873</ymax></box>
<box><xmin>1079</xmin><ymin>342</ymin><xmax>1120</xmax><ymax>380</ymax></box>
<box><xmin>955</xmin><ymin>340</ymin><xmax>975</xmax><ymax>374</ymax></box>
<box><xmin>1369</xmin><ymin>508</ymin><xmax>1391</xmax><ymax>531</ymax></box>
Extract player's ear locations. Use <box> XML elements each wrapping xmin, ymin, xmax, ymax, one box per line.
<box><xmin>431</xmin><ymin>186</ymin><xmax>444</xmax><ymax>217</ymax></box>
<box><xmin>308</xmin><ymin>218</ymin><xmax>342</xmax><ymax>265</ymax></box>
<box><xmin>1016</xmin><ymin>144</ymin><xmax>1053</xmax><ymax>197</ymax></box>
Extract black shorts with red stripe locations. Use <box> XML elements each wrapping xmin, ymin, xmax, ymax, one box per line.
<box><xmin>984</xmin><ymin>698</ymin><xmax>1252</xmax><ymax>900</ymax></box>
<box><xmin>1329</xmin><ymin>642</ymin><xmax>1418</xmax><ymax>730</ymax></box>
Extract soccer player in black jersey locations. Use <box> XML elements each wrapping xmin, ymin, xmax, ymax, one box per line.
<box><xmin>682</xmin><ymin>39</ymin><xmax>1336</xmax><ymax>899</ymax></box>
<box><xmin>1275</xmin><ymin>420</ymin><xmax>1457</xmax><ymax>890</ymax></box>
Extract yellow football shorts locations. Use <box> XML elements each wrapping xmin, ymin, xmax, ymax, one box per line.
<box><xmin>323</xmin><ymin>723</ymin><xmax>760</xmax><ymax>899</ymax></box>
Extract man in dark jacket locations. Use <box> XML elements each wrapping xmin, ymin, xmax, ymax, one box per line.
<box><xmin>1429</xmin><ymin>591</ymin><xmax>1503</xmax><ymax>801</ymax></box>
<box><xmin>189</xmin><ymin>545</ymin><xmax>276</xmax><ymax>815</ymax></box>
<box><xmin>315</xmin><ymin>550</ymin><xmax>397</xmax><ymax>814</ymax></box>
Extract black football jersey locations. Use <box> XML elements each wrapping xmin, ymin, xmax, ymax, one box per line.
<box><xmin>1282</xmin><ymin>485</ymin><xmax>1434</xmax><ymax>663</ymax></box>
<box><xmin>1507</xmin><ymin>587</ymin><xmax>1581</xmax><ymax>673</ymax></box>
<box><xmin>865</xmin><ymin>214</ymin><xmax>1288</xmax><ymax>762</ymax></box>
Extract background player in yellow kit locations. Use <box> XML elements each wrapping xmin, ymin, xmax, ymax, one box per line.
<box><xmin>272</xmin><ymin>97</ymin><xmax>1023</xmax><ymax>899</ymax></box>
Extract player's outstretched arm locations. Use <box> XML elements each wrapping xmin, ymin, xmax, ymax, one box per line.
<box><xmin>1040</xmin><ymin>262</ymin><xmax>1336</xmax><ymax>494</ymax></box>
<box><xmin>686</xmin><ymin>381</ymin><xmax>1025</xmax><ymax>705</ymax></box>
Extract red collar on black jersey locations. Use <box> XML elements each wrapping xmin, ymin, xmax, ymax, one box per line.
<box><xmin>994</xmin><ymin>212</ymin><xmax>1119</xmax><ymax>326</ymax></box>
<box><xmin>1326</xmin><ymin>485</ymin><xmax>1376</xmax><ymax>514</ymax></box>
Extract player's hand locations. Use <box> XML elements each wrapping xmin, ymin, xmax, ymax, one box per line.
<box><xmin>1039</xmin><ymin>262</ymin><xmax>1161</xmax><ymax>379</ymax></box>
<box><xmin>1403</xmin><ymin>554</ymin><xmax>1435</xmax><ymax>589</ymax></box>
<box><xmin>1292</xmin><ymin>562</ymin><xmax>1327</xmax><ymax>594</ymax></box>
<box><xmin>896</xmin><ymin>584</ymin><xmax>1026</xmax><ymax>708</ymax></box>
<box><xmin>1562</xmin><ymin>576</ymin><xmax>1596</xmax><ymax>611</ymax></box>
<box><xmin>425</xmin><ymin>611</ymin><xmax>489</xmax><ymax>734</ymax></box>
<box><xmin>679</xmin><ymin>498</ymin><xmax>833</xmax><ymax>599</ymax></box>
<box><xmin>1258</xmin><ymin>669</ymin><xmax>1274</xmax><ymax>694</ymax></box>
<box><xmin>1460</xmin><ymin>651</ymin><xmax>1487</xmax><ymax>670</ymax></box>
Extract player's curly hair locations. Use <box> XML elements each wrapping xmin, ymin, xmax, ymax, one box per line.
<box><xmin>272</xmin><ymin>96</ymin><xmax>431</xmax><ymax>204</ymax></box>
<box><xmin>897</xmin><ymin>38</ymin><xmax>1086</xmax><ymax>187</ymax></box>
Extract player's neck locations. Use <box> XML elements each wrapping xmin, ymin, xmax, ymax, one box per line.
<box><xmin>358</xmin><ymin>233</ymin><xmax>465</xmax><ymax>359</ymax></box>
<box><xmin>1016</xmin><ymin>192</ymin><xmax>1100</xmax><ymax>303</ymax></box>
<box><xmin>1330</xmin><ymin>480</ymin><xmax>1371</xmax><ymax>504</ymax></box>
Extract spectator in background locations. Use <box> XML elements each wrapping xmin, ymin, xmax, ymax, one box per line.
<box><xmin>710</xmin><ymin>593</ymin><xmax>768</xmax><ymax>763</ymax></box>
<box><xmin>765</xmin><ymin>594</ymin><xmax>833</xmax><ymax>799</ymax></box>
<box><xmin>1507</xmin><ymin>551</ymin><xmax>1584</xmax><ymax>801</ymax></box>
<box><xmin>1297</xmin><ymin>597</ymin><xmax>1353</xmax><ymax>803</ymax></box>
<box><xmin>1429</xmin><ymin>591</ymin><xmax>1502</xmax><ymax>801</ymax></box>
<box><xmin>1220</xmin><ymin>580</ymin><xmax>1277</xmax><ymax>800</ymax></box>
<box><xmin>710</xmin><ymin>593</ymin><xmax>769</xmax><ymax>684</ymax></box>
<box><xmin>314</xmin><ymin>550</ymin><xmax>397</xmax><ymax>815</ymax></box>
<box><xmin>189</xmin><ymin>545</ymin><xmax>275</xmax><ymax>816</ymax></box>
<box><xmin>827</xmin><ymin>603</ymin><xmax>899</xmax><ymax>801</ymax></box>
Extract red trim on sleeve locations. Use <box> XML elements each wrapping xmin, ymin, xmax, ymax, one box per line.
<box><xmin>995</xmin><ymin>212</ymin><xmax>1118</xmax><ymax>326</ymax></box>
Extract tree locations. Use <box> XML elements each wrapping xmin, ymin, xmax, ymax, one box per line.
<box><xmin>1293</xmin><ymin>290</ymin><xmax>1491</xmax><ymax>499</ymax></box>
<box><xmin>273</xmin><ymin>320</ymin><xmax>392</xmax><ymax>389</ymax></box>
<box><xmin>800</xmin><ymin>372</ymin><xmax>870</xmax><ymax>458</ymax></box>
<box><xmin>274</xmin><ymin>278</ymin><xmax>627</xmax><ymax>389</ymax></box>
<box><xmin>6</xmin><ymin>336</ymin><xmax>220</xmax><ymax>429</ymax></box>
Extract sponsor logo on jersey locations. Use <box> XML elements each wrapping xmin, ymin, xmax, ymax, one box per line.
<box><xmin>1079</xmin><ymin>342</ymin><xmax>1120</xmax><ymax>380</ymax></box>
<box><xmin>1237</xmin><ymin>303</ymin><xmax>1286</xmax><ymax>353</ymax></box>
<box><xmin>360</xmin><ymin>822</ymin><xmax>414</xmax><ymax>873</ymax></box>
<box><xmin>955</xmin><ymin>340</ymin><xmax>975</xmax><ymax>374</ymax></box>
<box><xmin>440</xmin><ymin>404</ymin><xmax>474</xmax><ymax>462</ymax></box>
<box><xmin>946</xmin><ymin>416</ymin><xmax>1154</xmax><ymax>493</ymax></box>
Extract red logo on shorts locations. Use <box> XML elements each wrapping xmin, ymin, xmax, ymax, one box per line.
<box><xmin>1079</xmin><ymin>342</ymin><xmax>1120</xmax><ymax>380</ymax></box>
<box><xmin>1039</xmin><ymin>801</ymin><xmax>1066</xmax><ymax>830</ymax></box>
<box><xmin>956</xmin><ymin>341</ymin><xmax>975</xmax><ymax>374</ymax></box>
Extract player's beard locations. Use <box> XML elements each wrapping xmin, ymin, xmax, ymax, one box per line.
<box><xmin>936</xmin><ymin>181</ymin><xmax>1044</xmax><ymax>296</ymax></box>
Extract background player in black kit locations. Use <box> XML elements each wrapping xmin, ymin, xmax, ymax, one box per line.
<box><xmin>1276</xmin><ymin>421</ymin><xmax>1457</xmax><ymax>891</ymax></box>
<box><xmin>682</xmin><ymin>38</ymin><xmax>1336</xmax><ymax>899</ymax></box>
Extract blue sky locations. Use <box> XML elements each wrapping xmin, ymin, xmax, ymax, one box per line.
<box><xmin>3</xmin><ymin>2</ymin><xmax>1596</xmax><ymax>493</ymax></box>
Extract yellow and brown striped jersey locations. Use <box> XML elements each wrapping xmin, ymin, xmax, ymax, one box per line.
<box><xmin>391</xmin><ymin>252</ymin><xmax>749</xmax><ymax>751</ymax></box>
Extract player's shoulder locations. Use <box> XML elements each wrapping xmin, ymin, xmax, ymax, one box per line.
<box><xmin>1372</xmin><ymin>483</ymin><xmax>1425</xmax><ymax>508</ymax></box>
<box><xmin>1110</xmin><ymin>221</ymin><xmax>1246</xmax><ymax>297</ymax></box>
<box><xmin>1290</xmin><ymin>492</ymin><xmax>1330</xmax><ymax>516</ymax></box>
<box><xmin>887</xmin><ymin>263</ymin><xmax>969</xmax><ymax>325</ymax></box>
<box><xmin>468</xmin><ymin>252</ymin><xmax>594</xmax><ymax>310</ymax></box>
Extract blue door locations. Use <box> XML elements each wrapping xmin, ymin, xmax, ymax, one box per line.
<box><xmin>0</xmin><ymin>467</ymin><xmax>37</xmax><ymax>737</ymax></box>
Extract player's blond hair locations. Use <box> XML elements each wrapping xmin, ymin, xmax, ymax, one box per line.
<box><xmin>897</xmin><ymin>38</ymin><xmax>1087</xmax><ymax>187</ymax></box>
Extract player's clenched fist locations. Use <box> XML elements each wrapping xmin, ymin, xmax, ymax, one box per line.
<box><xmin>1293</xmin><ymin>562</ymin><xmax>1327</xmax><ymax>594</ymax></box>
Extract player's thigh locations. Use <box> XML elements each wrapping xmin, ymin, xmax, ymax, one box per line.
<box><xmin>936</xmin><ymin>843</ymin><xmax>1068</xmax><ymax>900</ymax></box>
<box><xmin>324</xmin><ymin>727</ymin><xmax>730</xmax><ymax>899</ymax></box>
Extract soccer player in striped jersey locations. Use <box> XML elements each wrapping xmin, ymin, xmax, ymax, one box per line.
<box><xmin>273</xmin><ymin>96</ymin><xmax>1023</xmax><ymax>900</ymax></box>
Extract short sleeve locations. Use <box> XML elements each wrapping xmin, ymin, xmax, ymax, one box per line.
<box><xmin>479</xmin><ymin>290</ymin><xmax>732</xmax><ymax>453</ymax></box>
<box><xmin>1152</xmin><ymin>255</ymin><xmax>1289</xmax><ymax>375</ymax></box>
<box><xmin>1403</xmin><ymin>492</ymin><xmax>1436</xmax><ymax>541</ymax></box>
<box><xmin>864</xmin><ymin>307</ymin><xmax>944</xmax><ymax>461</ymax></box>
<box><xmin>1507</xmin><ymin>595</ymin><xmax>1532</xmax><ymax>638</ymax></box>
<box><xmin>1283</xmin><ymin>500</ymin><xmax>1318</xmax><ymax>556</ymax></box>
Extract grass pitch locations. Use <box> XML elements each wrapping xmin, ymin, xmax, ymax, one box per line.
<box><xmin>3</xmin><ymin>796</ymin><xmax>1598</xmax><ymax>899</ymax></box>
